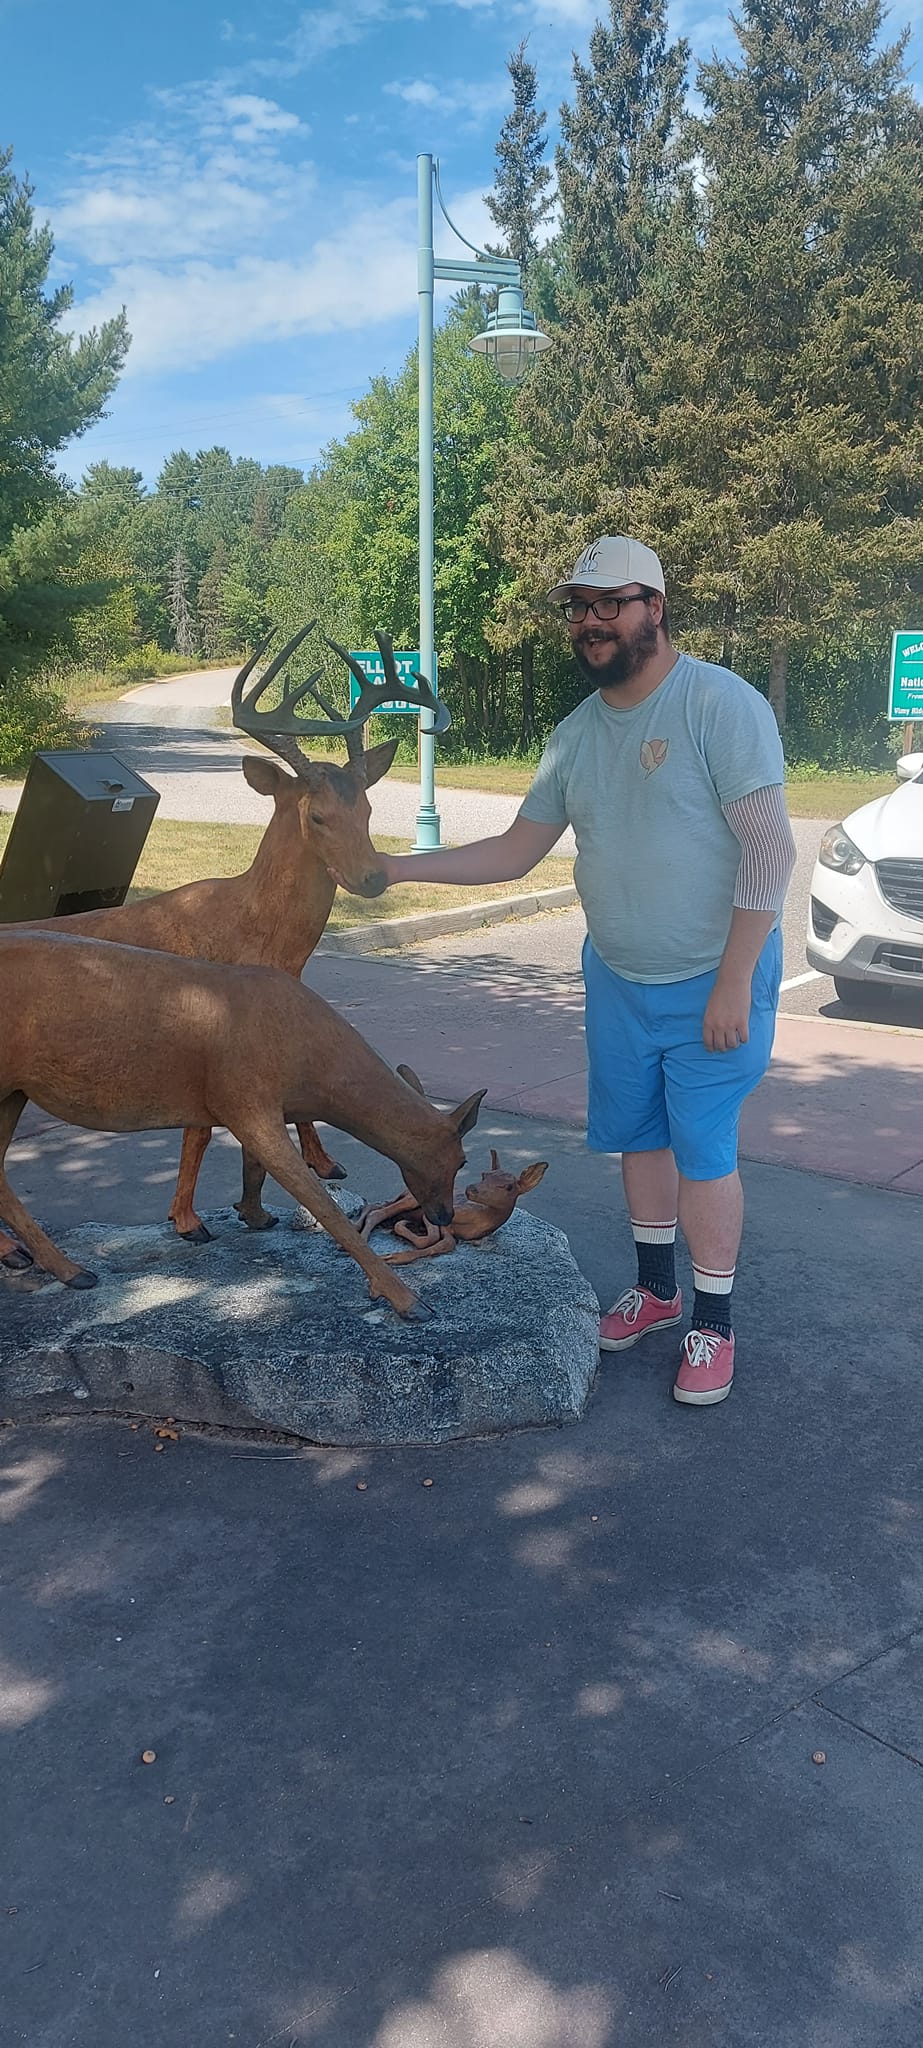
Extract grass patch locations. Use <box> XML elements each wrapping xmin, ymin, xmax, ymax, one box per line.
<box><xmin>783</xmin><ymin>769</ymin><xmax>895</xmax><ymax>817</ymax></box>
<box><xmin>207</xmin><ymin>718</ymin><xmax>899</xmax><ymax>811</ymax></box>
<box><xmin>383</xmin><ymin>764</ymin><xmax>897</xmax><ymax>811</ymax></box>
<box><xmin>0</xmin><ymin>812</ymin><xmax>574</xmax><ymax>927</ymax></box>
<box><xmin>382</xmin><ymin>761</ymin><xmax>896</xmax><ymax>811</ymax></box>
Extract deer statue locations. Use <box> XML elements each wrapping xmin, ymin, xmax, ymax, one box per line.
<box><xmin>0</xmin><ymin>929</ymin><xmax>485</xmax><ymax>1317</ymax></box>
<box><xmin>0</xmin><ymin>626</ymin><xmax>447</xmax><ymax>1271</ymax></box>
<box><xmin>356</xmin><ymin>1124</ymin><xmax>549</xmax><ymax>1263</ymax></box>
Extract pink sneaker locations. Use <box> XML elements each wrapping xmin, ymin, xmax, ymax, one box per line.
<box><xmin>599</xmin><ymin>1286</ymin><xmax>683</xmax><ymax>1352</ymax></box>
<box><xmin>673</xmin><ymin>1327</ymin><xmax>735</xmax><ymax>1405</ymax></box>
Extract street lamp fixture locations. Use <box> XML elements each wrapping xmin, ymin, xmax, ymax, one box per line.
<box><xmin>469</xmin><ymin>285</ymin><xmax>552</xmax><ymax>385</ymax></box>
<box><xmin>414</xmin><ymin>154</ymin><xmax>551</xmax><ymax>849</ymax></box>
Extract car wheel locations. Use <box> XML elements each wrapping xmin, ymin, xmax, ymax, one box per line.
<box><xmin>833</xmin><ymin>975</ymin><xmax>892</xmax><ymax>1014</ymax></box>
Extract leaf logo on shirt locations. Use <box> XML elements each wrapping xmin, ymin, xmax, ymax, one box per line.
<box><xmin>640</xmin><ymin>738</ymin><xmax>669</xmax><ymax>775</ymax></box>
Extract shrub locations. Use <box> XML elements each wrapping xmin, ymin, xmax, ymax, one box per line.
<box><xmin>0</xmin><ymin>674</ymin><xmax>86</xmax><ymax>776</ymax></box>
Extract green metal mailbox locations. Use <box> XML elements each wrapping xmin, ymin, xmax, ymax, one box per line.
<box><xmin>0</xmin><ymin>751</ymin><xmax>160</xmax><ymax>923</ymax></box>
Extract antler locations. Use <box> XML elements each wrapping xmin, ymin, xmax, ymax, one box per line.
<box><xmin>231</xmin><ymin>622</ymin><xmax>330</xmax><ymax>778</ymax></box>
<box><xmin>323</xmin><ymin>631</ymin><xmax>450</xmax><ymax>760</ymax></box>
<box><xmin>231</xmin><ymin>624</ymin><xmax>450</xmax><ymax>773</ymax></box>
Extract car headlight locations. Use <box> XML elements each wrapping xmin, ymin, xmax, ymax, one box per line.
<box><xmin>818</xmin><ymin>825</ymin><xmax>866</xmax><ymax>875</ymax></box>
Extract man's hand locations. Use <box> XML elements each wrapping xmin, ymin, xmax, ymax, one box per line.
<box><xmin>703</xmin><ymin>972</ymin><xmax>752</xmax><ymax>1052</ymax></box>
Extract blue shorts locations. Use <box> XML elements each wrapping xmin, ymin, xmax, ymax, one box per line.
<box><xmin>583</xmin><ymin>930</ymin><xmax>782</xmax><ymax>1181</ymax></box>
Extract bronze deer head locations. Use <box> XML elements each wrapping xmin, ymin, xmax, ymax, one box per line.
<box><xmin>230</xmin><ymin>625</ymin><xmax>449</xmax><ymax>900</ymax></box>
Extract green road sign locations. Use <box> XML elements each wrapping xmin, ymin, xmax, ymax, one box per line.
<box><xmin>348</xmin><ymin>649</ymin><xmax>438</xmax><ymax>715</ymax></box>
<box><xmin>888</xmin><ymin>631</ymin><xmax>923</xmax><ymax>721</ymax></box>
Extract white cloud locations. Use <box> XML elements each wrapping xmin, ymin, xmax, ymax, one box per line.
<box><xmin>218</xmin><ymin>17</ymin><xmax>258</xmax><ymax>42</ymax></box>
<box><xmin>279</xmin><ymin>0</ymin><xmax>392</xmax><ymax>66</ymax></box>
<box><xmin>384</xmin><ymin>74</ymin><xmax>511</xmax><ymax>121</ymax></box>
<box><xmin>68</xmin><ymin>198</ymin><xmax>419</xmax><ymax>376</ymax></box>
<box><xmin>49</xmin><ymin>84</ymin><xmax>312</xmax><ymax>267</ymax></box>
<box><xmin>535</xmin><ymin>0</ymin><xmax>596</xmax><ymax>19</ymax></box>
<box><xmin>387</xmin><ymin>79</ymin><xmax>441</xmax><ymax>108</ymax></box>
<box><xmin>66</xmin><ymin>164</ymin><xmax>510</xmax><ymax>379</ymax></box>
<box><xmin>222</xmin><ymin>93</ymin><xmax>305</xmax><ymax>139</ymax></box>
<box><xmin>271</xmin><ymin>0</ymin><xmax>596</xmax><ymax>72</ymax></box>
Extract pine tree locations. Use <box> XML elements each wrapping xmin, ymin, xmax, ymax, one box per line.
<box><xmin>197</xmin><ymin>541</ymin><xmax>230</xmax><ymax>659</ymax></box>
<box><xmin>168</xmin><ymin>545</ymin><xmax>196</xmax><ymax>658</ymax></box>
<box><xmin>486</xmin><ymin>0</ymin><xmax>694</xmax><ymax>669</ymax></box>
<box><xmin>555</xmin><ymin>0</ymin><xmax>690</xmax><ymax>303</ymax></box>
<box><xmin>485</xmin><ymin>41</ymin><xmax>553</xmax><ymax>280</ymax></box>
<box><xmin>0</xmin><ymin>146</ymin><xmax>128</xmax><ymax>686</ymax></box>
<box><xmin>675</xmin><ymin>0</ymin><xmax>923</xmax><ymax>724</ymax></box>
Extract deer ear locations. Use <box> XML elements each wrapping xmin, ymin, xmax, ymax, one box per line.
<box><xmin>517</xmin><ymin>1161</ymin><xmax>549</xmax><ymax>1193</ymax></box>
<box><xmin>397</xmin><ymin>1063</ymin><xmax>426</xmax><ymax>1096</ymax></box>
<box><xmin>242</xmin><ymin>756</ymin><xmax>295</xmax><ymax>797</ymax></box>
<box><xmin>360</xmin><ymin>738</ymin><xmax>400</xmax><ymax>787</ymax></box>
<box><xmin>452</xmin><ymin>1087</ymin><xmax>487</xmax><ymax>1138</ymax></box>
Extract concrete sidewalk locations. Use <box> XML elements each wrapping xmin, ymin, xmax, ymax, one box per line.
<box><xmin>5</xmin><ymin>1090</ymin><xmax>923</xmax><ymax>2045</ymax></box>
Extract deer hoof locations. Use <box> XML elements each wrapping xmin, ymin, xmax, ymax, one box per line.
<box><xmin>65</xmin><ymin>1268</ymin><xmax>99</xmax><ymax>1290</ymax></box>
<box><xmin>320</xmin><ymin>1162</ymin><xmax>348</xmax><ymax>1182</ymax></box>
<box><xmin>402</xmin><ymin>1296</ymin><xmax>432</xmax><ymax>1322</ymax></box>
<box><xmin>179</xmin><ymin>1223</ymin><xmax>214</xmax><ymax>1245</ymax></box>
<box><xmin>234</xmin><ymin>1204</ymin><xmax>278</xmax><ymax>1231</ymax></box>
<box><xmin>1</xmin><ymin>1245</ymin><xmax>33</xmax><ymax>1272</ymax></box>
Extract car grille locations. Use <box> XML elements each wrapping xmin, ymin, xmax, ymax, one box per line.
<box><xmin>871</xmin><ymin>943</ymin><xmax>923</xmax><ymax>977</ymax></box>
<box><xmin>876</xmin><ymin>860</ymin><xmax>923</xmax><ymax>921</ymax></box>
<box><xmin>811</xmin><ymin>897</ymin><xmax>837</xmax><ymax>941</ymax></box>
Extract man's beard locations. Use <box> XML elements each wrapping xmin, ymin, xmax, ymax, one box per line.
<box><xmin>573</xmin><ymin>611</ymin><xmax>660</xmax><ymax>691</ymax></box>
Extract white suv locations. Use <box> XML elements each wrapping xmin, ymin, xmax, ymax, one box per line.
<box><xmin>806</xmin><ymin>754</ymin><xmax>923</xmax><ymax>1008</ymax></box>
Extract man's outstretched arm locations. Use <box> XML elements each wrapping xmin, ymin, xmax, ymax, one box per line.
<box><xmin>379</xmin><ymin>815</ymin><xmax>564</xmax><ymax>890</ymax></box>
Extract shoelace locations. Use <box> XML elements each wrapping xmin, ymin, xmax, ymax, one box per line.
<box><xmin>610</xmin><ymin>1287</ymin><xmax>645</xmax><ymax>1325</ymax></box>
<box><xmin>682</xmin><ymin>1329</ymin><xmax>723</xmax><ymax>1370</ymax></box>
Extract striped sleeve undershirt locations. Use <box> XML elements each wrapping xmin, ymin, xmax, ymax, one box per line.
<box><xmin>722</xmin><ymin>784</ymin><xmax>797</xmax><ymax>915</ymax></box>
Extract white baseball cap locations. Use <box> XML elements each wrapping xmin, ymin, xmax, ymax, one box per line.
<box><xmin>547</xmin><ymin>534</ymin><xmax>665</xmax><ymax>602</ymax></box>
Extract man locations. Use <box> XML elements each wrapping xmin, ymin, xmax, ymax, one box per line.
<box><xmin>379</xmin><ymin>536</ymin><xmax>795</xmax><ymax>1406</ymax></box>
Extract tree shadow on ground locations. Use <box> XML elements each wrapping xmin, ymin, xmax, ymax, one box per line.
<box><xmin>88</xmin><ymin>724</ymin><xmax>251</xmax><ymax>776</ymax></box>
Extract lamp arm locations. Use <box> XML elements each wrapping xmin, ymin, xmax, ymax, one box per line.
<box><xmin>432</xmin><ymin>159</ymin><xmax>496</xmax><ymax>262</ymax></box>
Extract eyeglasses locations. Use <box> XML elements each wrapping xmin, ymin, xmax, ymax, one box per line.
<box><xmin>558</xmin><ymin>592</ymin><xmax>650</xmax><ymax>625</ymax></box>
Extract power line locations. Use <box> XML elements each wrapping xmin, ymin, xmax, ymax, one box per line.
<box><xmin>82</xmin><ymin>384</ymin><xmax>362</xmax><ymax>449</ymax></box>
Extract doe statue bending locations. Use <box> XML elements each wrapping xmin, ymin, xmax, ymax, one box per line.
<box><xmin>0</xmin><ymin>930</ymin><xmax>484</xmax><ymax>1319</ymax></box>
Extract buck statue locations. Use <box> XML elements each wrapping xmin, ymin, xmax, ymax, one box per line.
<box><xmin>357</xmin><ymin>1136</ymin><xmax>549</xmax><ymax>1264</ymax></box>
<box><xmin>0</xmin><ymin>626</ymin><xmax>448</xmax><ymax>1273</ymax></box>
<box><xmin>0</xmin><ymin>930</ymin><xmax>484</xmax><ymax>1318</ymax></box>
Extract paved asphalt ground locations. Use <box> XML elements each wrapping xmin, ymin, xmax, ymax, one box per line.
<box><xmin>3</xmin><ymin>670</ymin><xmax>923</xmax><ymax>2047</ymax></box>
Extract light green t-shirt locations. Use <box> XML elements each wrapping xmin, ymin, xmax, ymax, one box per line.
<box><xmin>518</xmin><ymin>652</ymin><xmax>785</xmax><ymax>983</ymax></box>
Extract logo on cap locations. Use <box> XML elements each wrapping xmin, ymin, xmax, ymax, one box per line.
<box><xmin>576</xmin><ymin>543</ymin><xmax>600</xmax><ymax>575</ymax></box>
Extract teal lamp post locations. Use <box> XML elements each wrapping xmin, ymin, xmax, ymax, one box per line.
<box><xmin>414</xmin><ymin>154</ymin><xmax>551</xmax><ymax>850</ymax></box>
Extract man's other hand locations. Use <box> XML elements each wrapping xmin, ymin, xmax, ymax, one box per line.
<box><xmin>703</xmin><ymin>973</ymin><xmax>752</xmax><ymax>1052</ymax></box>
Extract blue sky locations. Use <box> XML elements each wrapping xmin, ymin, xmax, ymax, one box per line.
<box><xmin>3</xmin><ymin>0</ymin><xmax>922</xmax><ymax>491</ymax></box>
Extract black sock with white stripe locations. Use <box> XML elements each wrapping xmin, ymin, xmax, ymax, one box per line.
<box><xmin>691</xmin><ymin>1264</ymin><xmax>735</xmax><ymax>1340</ymax></box>
<box><xmin>632</xmin><ymin>1219</ymin><xmax>677</xmax><ymax>1302</ymax></box>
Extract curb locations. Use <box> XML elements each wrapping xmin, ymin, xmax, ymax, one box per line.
<box><xmin>316</xmin><ymin>885</ymin><xmax>579</xmax><ymax>955</ymax></box>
